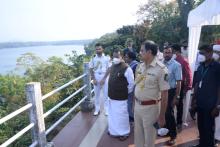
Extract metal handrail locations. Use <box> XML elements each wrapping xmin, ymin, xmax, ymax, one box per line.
<box><xmin>29</xmin><ymin>141</ymin><xmax>38</xmax><ymax>147</ymax></box>
<box><xmin>1</xmin><ymin>123</ymin><xmax>34</xmax><ymax>147</ymax></box>
<box><xmin>91</xmin><ymin>89</ymin><xmax>94</xmax><ymax>94</ymax></box>
<box><xmin>42</xmin><ymin>74</ymin><xmax>86</xmax><ymax>101</ymax></box>
<box><xmin>0</xmin><ymin>63</ymin><xmax>92</xmax><ymax>147</ymax></box>
<box><xmin>0</xmin><ymin>103</ymin><xmax>32</xmax><ymax>125</ymax></box>
<box><xmin>45</xmin><ymin>95</ymin><xmax>87</xmax><ymax>135</ymax></box>
<box><xmin>43</xmin><ymin>85</ymin><xmax>87</xmax><ymax>118</ymax></box>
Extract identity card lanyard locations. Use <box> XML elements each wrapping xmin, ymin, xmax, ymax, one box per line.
<box><xmin>199</xmin><ymin>66</ymin><xmax>209</xmax><ymax>88</ymax></box>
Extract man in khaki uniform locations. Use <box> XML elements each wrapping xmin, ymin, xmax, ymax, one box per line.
<box><xmin>134</xmin><ymin>40</ymin><xmax>169</xmax><ymax>147</ymax></box>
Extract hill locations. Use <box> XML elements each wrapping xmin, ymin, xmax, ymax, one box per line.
<box><xmin>0</xmin><ymin>39</ymin><xmax>94</xmax><ymax>49</ymax></box>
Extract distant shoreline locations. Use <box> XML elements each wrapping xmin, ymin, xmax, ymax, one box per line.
<box><xmin>0</xmin><ymin>39</ymin><xmax>93</xmax><ymax>49</ymax></box>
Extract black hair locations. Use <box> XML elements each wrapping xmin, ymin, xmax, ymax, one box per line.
<box><xmin>126</xmin><ymin>51</ymin><xmax>136</xmax><ymax>60</ymax></box>
<box><xmin>112</xmin><ymin>48</ymin><xmax>122</xmax><ymax>56</ymax></box>
<box><xmin>164</xmin><ymin>45</ymin><xmax>172</xmax><ymax>50</ymax></box>
<box><xmin>171</xmin><ymin>44</ymin><xmax>181</xmax><ymax>53</ymax></box>
<box><xmin>95</xmin><ymin>43</ymin><xmax>102</xmax><ymax>47</ymax></box>
<box><xmin>142</xmin><ymin>40</ymin><xmax>158</xmax><ymax>56</ymax></box>
<box><xmin>199</xmin><ymin>44</ymin><xmax>213</xmax><ymax>52</ymax></box>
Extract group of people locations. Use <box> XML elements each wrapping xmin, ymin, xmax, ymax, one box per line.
<box><xmin>89</xmin><ymin>39</ymin><xmax>220</xmax><ymax>147</ymax></box>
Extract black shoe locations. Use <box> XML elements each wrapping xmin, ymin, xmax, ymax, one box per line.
<box><xmin>177</xmin><ymin>124</ymin><xmax>182</xmax><ymax>132</ymax></box>
<box><xmin>166</xmin><ymin>138</ymin><xmax>176</xmax><ymax>146</ymax></box>
<box><xmin>189</xmin><ymin>108</ymin><xmax>196</xmax><ymax>120</ymax></box>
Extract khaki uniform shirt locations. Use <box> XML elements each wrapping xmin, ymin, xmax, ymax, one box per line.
<box><xmin>135</xmin><ymin>58</ymin><xmax>170</xmax><ymax>101</ymax></box>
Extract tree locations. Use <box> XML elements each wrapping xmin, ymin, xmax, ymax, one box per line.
<box><xmin>0</xmin><ymin>51</ymin><xmax>87</xmax><ymax>146</ymax></box>
<box><xmin>177</xmin><ymin>0</ymin><xmax>194</xmax><ymax>40</ymax></box>
<box><xmin>15</xmin><ymin>52</ymin><xmax>45</xmax><ymax>75</ymax></box>
<box><xmin>137</xmin><ymin>0</ymin><xmax>182</xmax><ymax>47</ymax></box>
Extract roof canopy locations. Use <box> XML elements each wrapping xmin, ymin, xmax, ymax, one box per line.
<box><xmin>187</xmin><ymin>0</ymin><xmax>220</xmax><ymax>71</ymax></box>
<box><xmin>183</xmin><ymin>0</ymin><xmax>220</xmax><ymax>124</ymax></box>
<box><xmin>188</xmin><ymin>0</ymin><xmax>220</xmax><ymax>27</ymax></box>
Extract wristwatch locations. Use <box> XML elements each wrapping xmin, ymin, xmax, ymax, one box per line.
<box><xmin>176</xmin><ymin>96</ymin><xmax>180</xmax><ymax>99</ymax></box>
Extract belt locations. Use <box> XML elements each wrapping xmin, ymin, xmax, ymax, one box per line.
<box><xmin>95</xmin><ymin>72</ymin><xmax>105</xmax><ymax>75</ymax></box>
<box><xmin>135</xmin><ymin>98</ymin><xmax>161</xmax><ymax>105</ymax></box>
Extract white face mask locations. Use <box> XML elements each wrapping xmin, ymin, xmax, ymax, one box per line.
<box><xmin>197</xmin><ymin>54</ymin><xmax>206</xmax><ymax>63</ymax></box>
<box><xmin>172</xmin><ymin>54</ymin><xmax>177</xmax><ymax>59</ymax></box>
<box><xmin>213</xmin><ymin>53</ymin><xmax>220</xmax><ymax>61</ymax></box>
<box><xmin>112</xmin><ymin>58</ymin><xmax>121</xmax><ymax>64</ymax></box>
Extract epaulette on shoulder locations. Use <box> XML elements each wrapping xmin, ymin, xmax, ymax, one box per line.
<box><xmin>136</xmin><ymin>62</ymin><xmax>142</xmax><ymax>70</ymax></box>
<box><xmin>156</xmin><ymin>60</ymin><xmax>166</xmax><ymax>69</ymax></box>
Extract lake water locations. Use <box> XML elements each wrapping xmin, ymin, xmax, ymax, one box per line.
<box><xmin>0</xmin><ymin>45</ymin><xmax>85</xmax><ymax>75</ymax></box>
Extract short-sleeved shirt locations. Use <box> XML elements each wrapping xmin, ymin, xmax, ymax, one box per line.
<box><xmin>194</xmin><ymin>61</ymin><xmax>220</xmax><ymax>110</ymax></box>
<box><xmin>164</xmin><ymin>59</ymin><xmax>182</xmax><ymax>89</ymax></box>
<box><xmin>89</xmin><ymin>54</ymin><xmax>111</xmax><ymax>74</ymax></box>
<box><xmin>135</xmin><ymin>58</ymin><xmax>170</xmax><ymax>101</ymax></box>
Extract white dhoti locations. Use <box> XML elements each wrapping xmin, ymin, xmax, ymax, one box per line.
<box><xmin>215</xmin><ymin>115</ymin><xmax>220</xmax><ymax>140</ymax></box>
<box><xmin>108</xmin><ymin>99</ymin><xmax>130</xmax><ymax>136</ymax></box>
<box><xmin>94</xmin><ymin>73</ymin><xmax>109</xmax><ymax>113</ymax></box>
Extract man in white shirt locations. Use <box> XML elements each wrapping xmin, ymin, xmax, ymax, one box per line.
<box><xmin>89</xmin><ymin>43</ymin><xmax>111</xmax><ymax>116</ymax></box>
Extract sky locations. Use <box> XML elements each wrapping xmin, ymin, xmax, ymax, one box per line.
<box><xmin>0</xmin><ymin>0</ymin><xmax>148</xmax><ymax>42</ymax></box>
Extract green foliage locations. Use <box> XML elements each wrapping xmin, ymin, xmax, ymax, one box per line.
<box><xmin>0</xmin><ymin>51</ymin><xmax>85</xmax><ymax>146</ymax></box>
<box><xmin>16</xmin><ymin>52</ymin><xmax>45</xmax><ymax>75</ymax></box>
<box><xmin>85</xmin><ymin>0</ymin><xmax>217</xmax><ymax>54</ymax></box>
<box><xmin>136</xmin><ymin>0</ymin><xmax>218</xmax><ymax>47</ymax></box>
<box><xmin>84</xmin><ymin>28</ymin><xmax>136</xmax><ymax>57</ymax></box>
<box><xmin>0</xmin><ymin>74</ymin><xmax>27</xmax><ymax>107</ymax></box>
<box><xmin>200</xmin><ymin>25</ymin><xmax>220</xmax><ymax>44</ymax></box>
<box><xmin>137</xmin><ymin>0</ymin><xmax>183</xmax><ymax>46</ymax></box>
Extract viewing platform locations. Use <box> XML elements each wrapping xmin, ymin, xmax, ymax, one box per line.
<box><xmin>52</xmin><ymin>110</ymin><xmax>199</xmax><ymax>147</ymax></box>
<box><xmin>0</xmin><ymin>63</ymin><xmax>199</xmax><ymax>147</ymax></box>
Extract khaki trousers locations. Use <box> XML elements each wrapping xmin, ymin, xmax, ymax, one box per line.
<box><xmin>134</xmin><ymin>102</ymin><xmax>160</xmax><ymax>147</ymax></box>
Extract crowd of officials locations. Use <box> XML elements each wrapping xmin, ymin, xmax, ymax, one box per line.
<box><xmin>89</xmin><ymin>39</ymin><xmax>220</xmax><ymax>147</ymax></box>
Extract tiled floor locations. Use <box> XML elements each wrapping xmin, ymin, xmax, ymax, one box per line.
<box><xmin>53</xmin><ymin>111</ymin><xmax>200</xmax><ymax>147</ymax></box>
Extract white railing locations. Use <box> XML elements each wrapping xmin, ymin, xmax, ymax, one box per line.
<box><xmin>42</xmin><ymin>74</ymin><xmax>86</xmax><ymax>101</ymax></box>
<box><xmin>0</xmin><ymin>63</ymin><xmax>94</xmax><ymax>147</ymax></box>
<box><xmin>0</xmin><ymin>103</ymin><xmax>34</xmax><ymax>147</ymax></box>
<box><xmin>43</xmin><ymin>85</ymin><xmax>87</xmax><ymax>118</ymax></box>
<box><xmin>0</xmin><ymin>103</ymin><xmax>32</xmax><ymax>125</ymax></box>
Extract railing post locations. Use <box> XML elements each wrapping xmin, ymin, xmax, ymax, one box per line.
<box><xmin>26</xmin><ymin>82</ymin><xmax>47</xmax><ymax>147</ymax></box>
<box><xmin>81</xmin><ymin>62</ymin><xmax>94</xmax><ymax>112</ymax></box>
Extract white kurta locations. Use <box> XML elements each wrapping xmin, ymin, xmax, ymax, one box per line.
<box><xmin>215</xmin><ymin>114</ymin><xmax>220</xmax><ymax>140</ymax></box>
<box><xmin>108</xmin><ymin>67</ymin><xmax>134</xmax><ymax>136</ymax></box>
